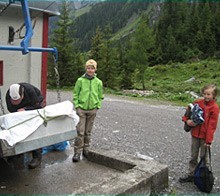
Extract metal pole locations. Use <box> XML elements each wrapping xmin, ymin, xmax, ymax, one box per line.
<box><xmin>0</xmin><ymin>46</ymin><xmax>58</xmax><ymax>61</ymax></box>
<box><xmin>19</xmin><ymin>0</ymin><xmax>33</xmax><ymax>55</ymax></box>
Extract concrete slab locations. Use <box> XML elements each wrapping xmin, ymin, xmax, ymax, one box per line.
<box><xmin>0</xmin><ymin>116</ymin><xmax>77</xmax><ymax>157</ymax></box>
<box><xmin>73</xmin><ymin>149</ymin><xmax>168</xmax><ymax>195</ymax></box>
<box><xmin>0</xmin><ymin>147</ymin><xmax>168</xmax><ymax>195</ymax></box>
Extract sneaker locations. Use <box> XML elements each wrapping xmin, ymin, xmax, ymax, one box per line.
<box><xmin>72</xmin><ymin>153</ymin><xmax>81</xmax><ymax>162</ymax></box>
<box><xmin>179</xmin><ymin>175</ymin><xmax>194</xmax><ymax>183</ymax></box>
<box><xmin>28</xmin><ymin>157</ymin><xmax>41</xmax><ymax>169</ymax></box>
<box><xmin>83</xmin><ymin>150</ymin><xmax>89</xmax><ymax>159</ymax></box>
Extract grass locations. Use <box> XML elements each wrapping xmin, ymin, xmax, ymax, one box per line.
<box><xmin>105</xmin><ymin>59</ymin><xmax>220</xmax><ymax>106</ymax></box>
<box><xmin>111</xmin><ymin>8</ymin><xmax>152</xmax><ymax>41</ymax></box>
<box><xmin>111</xmin><ymin>13</ymin><xmax>140</xmax><ymax>41</ymax></box>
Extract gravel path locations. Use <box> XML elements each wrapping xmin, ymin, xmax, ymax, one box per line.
<box><xmin>47</xmin><ymin>90</ymin><xmax>220</xmax><ymax>194</ymax></box>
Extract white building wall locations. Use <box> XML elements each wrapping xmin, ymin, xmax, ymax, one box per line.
<box><xmin>0</xmin><ymin>6</ymin><xmax>43</xmax><ymax>113</ymax></box>
<box><xmin>28</xmin><ymin>10</ymin><xmax>43</xmax><ymax>86</ymax></box>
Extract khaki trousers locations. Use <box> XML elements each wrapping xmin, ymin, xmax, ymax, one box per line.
<box><xmin>188</xmin><ymin>136</ymin><xmax>210</xmax><ymax>176</ymax></box>
<box><xmin>74</xmin><ymin>108</ymin><xmax>97</xmax><ymax>154</ymax></box>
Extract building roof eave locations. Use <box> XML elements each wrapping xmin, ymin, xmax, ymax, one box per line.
<box><xmin>29</xmin><ymin>6</ymin><xmax>60</xmax><ymax>16</ymax></box>
<box><xmin>0</xmin><ymin>2</ymin><xmax>60</xmax><ymax>16</ymax></box>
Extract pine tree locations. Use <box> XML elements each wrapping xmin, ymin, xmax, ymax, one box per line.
<box><xmin>90</xmin><ymin>26</ymin><xmax>103</xmax><ymax>61</ymax></box>
<box><xmin>49</xmin><ymin>0</ymin><xmax>76</xmax><ymax>87</ymax></box>
<box><xmin>212</xmin><ymin>3</ymin><xmax>220</xmax><ymax>53</ymax></box>
<box><xmin>128</xmin><ymin>15</ymin><xmax>155</xmax><ymax>90</ymax></box>
<box><xmin>163</xmin><ymin>25</ymin><xmax>178</xmax><ymax>62</ymax></box>
<box><xmin>117</xmin><ymin>40</ymin><xmax>134</xmax><ymax>89</ymax></box>
<box><xmin>155</xmin><ymin>2</ymin><xmax>190</xmax><ymax>63</ymax></box>
<box><xmin>97</xmin><ymin>25</ymin><xmax>119</xmax><ymax>89</ymax></box>
<box><xmin>186</xmin><ymin>3</ymin><xmax>200</xmax><ymax>49</ymax></box>
<box><xmin>196</xmin><ymin>2</ymin><xmax>215</xmax><ymax>58</ymax></box>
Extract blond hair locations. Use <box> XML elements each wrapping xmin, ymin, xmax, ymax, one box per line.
<box><xmin>85</xmin><ymin>59</ymin><xmax>97</xmax><ymax>70</ymax></box>
<box><xmin>201</xmin><ymin>84</ymin><xmax>217</xmax><ymax>98</ymax></box>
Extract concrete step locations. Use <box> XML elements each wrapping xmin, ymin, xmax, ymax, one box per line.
<box><xmin>72</xmin><ymin>149</ymin><xmax>168</xmax><ymax>195</ymax></box>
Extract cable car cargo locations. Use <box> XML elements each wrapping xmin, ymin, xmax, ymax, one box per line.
<box><xmin>0</xmin><ymin>101</ymin><xmax>78</xmax><ymax>157</ymax></box>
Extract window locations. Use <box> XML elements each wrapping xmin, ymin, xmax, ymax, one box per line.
<box><xmin>0</xmin><ymin>61</ymin><xmax>3</xmax><ymax>86</ymax></box>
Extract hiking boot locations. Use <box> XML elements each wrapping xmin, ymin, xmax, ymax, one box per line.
<box><xmin>28</xmin><ymin>157</ymin><xmax>42</xmax><ymax>169</ymax></box>
<box><xmin>179</xmin><ymin>175</ymin><xmax>194</xmax><ymax>183</ymax></box>
<box><xmin>83</xmin><ymin>150</ymin><xmax>89</xmax><ymax>159</ymax></box>
<box><xmin>72</xmin><ymin>153</ymin><xmax>81</xmax><ymax>162</ymax></box>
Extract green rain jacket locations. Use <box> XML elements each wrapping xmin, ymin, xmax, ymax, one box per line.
<box><xmin>73</xmin><ymin>74</ymin><xmax>104</xmax><ymax>110</ymax></box>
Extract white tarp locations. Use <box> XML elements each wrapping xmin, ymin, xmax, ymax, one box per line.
<box><xmin>0</xmin><ymin>101</ymin><xmax>79</xmax><ymax>147</ymax></box>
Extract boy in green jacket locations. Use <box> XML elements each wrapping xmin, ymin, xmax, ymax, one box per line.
<box><xmin>72</xmin><ymin>59</ymin><xmax>104</xmax><ymax>162</ymax></box>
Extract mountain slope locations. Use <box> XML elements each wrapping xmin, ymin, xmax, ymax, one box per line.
<box><xmin>72</xmin><ymin>1</ymin><xmax>158</xmax><ymax>51</ymax></box>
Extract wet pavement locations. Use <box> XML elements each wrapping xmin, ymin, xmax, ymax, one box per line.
<box><xmin>0</xmin><ymin>148</ymin><xmax>121</xmax><ymax>194</ymax></box>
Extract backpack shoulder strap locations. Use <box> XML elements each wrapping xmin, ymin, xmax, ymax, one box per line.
<box><xmin>205</xmin><ymin>146</ymin><xmax>212</xmax><ymax>171</ymax></box>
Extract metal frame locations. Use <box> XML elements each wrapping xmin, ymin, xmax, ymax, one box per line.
<box><xmin>0</xmin><ymin>0</ymin><xmax>58</xmax><ymax>61</ymax></box>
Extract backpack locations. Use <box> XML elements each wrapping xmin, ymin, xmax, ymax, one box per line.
<box><xmin>194</xmin><ymin>147</ymin><xmax>214</xmax><ymax>193</ymax></box>
<box><xmin>191</xmin><ymin>103</ymin><xmax>205</xmax><ymax>125</ymax></box>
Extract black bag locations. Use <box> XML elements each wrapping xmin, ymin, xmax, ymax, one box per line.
<box><xmin>194</xmin><ymin>147</ymin><xmax>214</xmax><ymax>193</ymax></box>
<box><xmin>183</xmin><ymin>106</ymin><xmax>192</xmax><ymax>132</ymax></box>
<box><xmin>184</xmin><ymin>122</ymin><xmax>192</xmax><ymax>132</ymax></box>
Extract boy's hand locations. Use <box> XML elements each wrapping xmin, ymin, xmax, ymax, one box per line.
<box><xmin>205</xmin><ymin>143</ymin><xmax>211</xmax><ymax>147</ymax></box>
<box><xmin>17</xmin><ymin>108</ymin><xmax>25</xmax><ymax>112</ymax></box>
<box><xmin>186</xmin><ymin>119</ymin><xmax>196</xmax><ymax>127</ymax></box>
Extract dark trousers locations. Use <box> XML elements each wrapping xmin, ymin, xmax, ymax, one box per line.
<box><xmin>32</xmin><ymin>148</ymin><xmax>42</xmax><ymax>158</ymax></box>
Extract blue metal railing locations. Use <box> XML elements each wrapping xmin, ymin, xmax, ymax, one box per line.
<box><xmin>19</xmin><ymin>0</ymin><xmax>33</xmax><ymax>54</ymax></box>
<box><xmin>0</xmin><ymin>0</ymin><xmax>58</xmax><ymax>61</ymax></box>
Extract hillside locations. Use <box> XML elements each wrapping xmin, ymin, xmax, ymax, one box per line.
<box><xmin>72</xmin><ymin>1</ymin><xmax>158</xmax><ymax>51</ymax></box>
